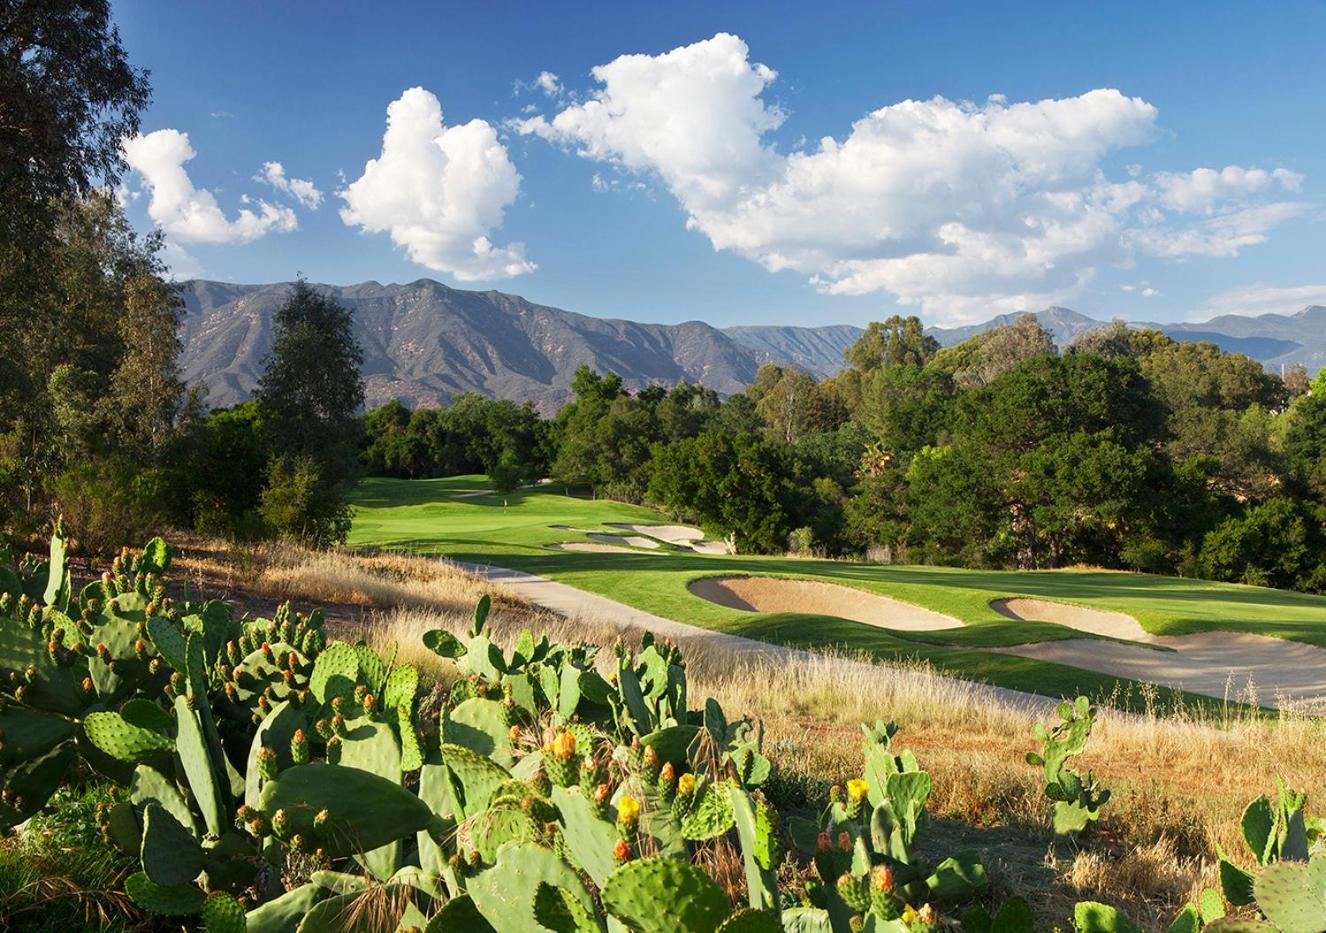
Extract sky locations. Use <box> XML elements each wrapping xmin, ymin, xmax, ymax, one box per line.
<box><xmin>112</xmin><ymin>1</ymin><xmax>1326</xmax><ymax>328</ymax></box>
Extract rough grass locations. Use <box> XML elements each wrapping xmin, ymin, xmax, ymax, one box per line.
<box><xmin>186</xmin><ymin>540</ymin><xmax>1326</xmax><ymax>929</ymax></box>
<box><xmin>0</xmin><ymin>785</ymin><xmax>138</xmax><ymax>932</ymax></box>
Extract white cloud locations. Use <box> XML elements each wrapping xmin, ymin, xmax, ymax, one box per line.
<box><xmin>257</xmin><ymin>161</ymin><xmax>323</xmax><ymax>209</ymax></box>
<box><xmin>1141</xmin><ymin>287</ymin><xmax>1159</xmax><ymax>297</ymax></box>
<box><xmin>1154</xmin><ymin>165</ymin><xmax>1302</xmax><ymax>213</ymax></box>
<box><xmin>1193</xmin><ymin>283</ymin><xmax>1326</xmax><ymax>320</ymax></box>
<box><xmin>534</xmin><ymin>71</ymin><xmax>562</xmax><ymax>97</ymax></box>
<box><xmin>518</xmin><ymin>33</ymin><xmax>1308</xmax><ymax>324</ymax></box>
<box><xmin>159</xmin><ymin>240</ymin><xmax>205</xmax><ymax>280</ymax></box>
<box><xmin>121</xmin><ymin>129</ymin><xmax>297</xmax><ymax>243</ymax></box>
<box><xmin>339</xmin><ymin>86</ymin><xmax>534</xmax><ymax>281</ymax></box>
<box><xmin>514</xmin><ymin>71</ymin><xmax>564</xmax><ymax>98</ymax></box>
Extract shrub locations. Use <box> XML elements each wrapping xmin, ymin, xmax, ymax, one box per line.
<box><xmin>49</xmin><ymin>456</ymin><xmax>163</xmax><ymax>556</ymax></box>
<box><xmin>260</xmin><ymin>454</ymin><xmax>351</xmax><ymax>548</ymax></box>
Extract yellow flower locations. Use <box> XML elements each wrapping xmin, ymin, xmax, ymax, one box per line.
<box><xmin>677</xmin><ymin>773</ymin><xmax>696</xmax><ymax>796</ymax></box>
<box><xmin>616</xmin><ymin>794</ymin><xmax>641</xmax><ymax>828</ymax></box>
<box><xmin>847</xmin><ymin>778</ymin><xmax>870</xmax><ymax>803</ymax></box>
<box><xmin>902</xmin><ymin>906</ymin><xmax>918</xmax><ymax>925</ymax></box>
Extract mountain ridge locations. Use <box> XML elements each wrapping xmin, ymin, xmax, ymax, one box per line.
<box><xmin>177</xmin><ymin>278</ymin><xmax>1325</xmax><ymax>411</ymax></box>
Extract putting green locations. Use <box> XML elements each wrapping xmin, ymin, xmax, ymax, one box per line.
<box><xmin>348</xmin><ymin>476</ymin><xmax>1326</xmax><ymax>709</ymax></box>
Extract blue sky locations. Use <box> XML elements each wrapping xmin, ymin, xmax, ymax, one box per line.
<box><xmin>113</xmin><ymin>1</ymin><xmax>1326</xmax><ymax>327</ymax></box>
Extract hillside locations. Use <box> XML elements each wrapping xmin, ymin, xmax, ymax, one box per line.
<box><xmin>179</xmin><ymin>278</ymin><xmax>1326</xmax><ymax>411</ymax></box>
<box><xmin>179</xmin><ymin>279</ymin><xmax>767</xmax><ymax>411</ymax></box>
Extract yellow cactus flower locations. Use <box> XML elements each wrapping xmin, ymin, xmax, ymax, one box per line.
<box><xmin>847</xmin><ymin>778</ymin><xmax>870</xmax><ymax>802</ymax></box>
<box><xmin>677</xmin><ymin>772</ymin><xmax>696</xmax><ymax>796</ymax></box>
<box><xmin>616</xmin><ymin>794</ymin><xmax>641</xmax><ymax>828</ymax></box>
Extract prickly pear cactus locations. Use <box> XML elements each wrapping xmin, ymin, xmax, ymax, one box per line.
<box><xmin>1028</xmin><ymin>695</ymin><xmax>1110</xmax><ymax>840</ymax></box>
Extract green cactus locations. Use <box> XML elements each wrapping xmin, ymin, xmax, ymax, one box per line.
<box><xmin>444</xmin><ymin>697</ymin><xmax>513</xmax><ymax>768</ymax></box>
<box><xmin>244</xmin><ymin>882</ymin><xmax>327</xmax><ymax>933</ymax></box>
<box><xmin>83</xmin><ymin>710</ymin><xmax>175</xmax><ymax>762</ymax></box>
<box><xmin>125</xmin><ymin>869</ymin><xmax>207</xmax><ymax>916</ymax></box>
<box><xmin>1073</xmin><ymin>901</ymin><xmax>1142</xmax><ymax>932</ymax></box>
<box><xmin>1250</xmin><ymin>856</ymin><xmax>1326</xmax><ymax>933</ymax></box>
<box><xmin>730</xmin><ymin>785</ymin><xmax>780</xmax><ymax>911</ymax></box>
<box><xmin>201</xmin><ymin>891</ymin><xmax>247</xmax><ymax>933</ymax></box>
<box><xmin>257</xmin><ymin>763</ymin><xmax>440</xmax><ymax>858</ymax></box>
<box><xmin>140</xmin><ymin>800</ymin><xmax>205</xmax><ymax>886</ymax></box>
<box><xmin>1028</xmin><ymin>696</ymin><xmax>1110</xmax><ymax>840</ymax></box>
<box><xmin>467</xmin><ymin>841</ymin><xmax>596</xmax><ymax>933</ymax></box>
<box><xmin>602</xmin><ymin>855</ymin><xmax>731</xmax><ymax>933</ymax></box>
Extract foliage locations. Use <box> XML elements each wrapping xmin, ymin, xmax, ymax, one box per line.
<box><xmin>260</xmin><ymin>454</ymin><xmax>352</xmax><ymax>548</ymax></box>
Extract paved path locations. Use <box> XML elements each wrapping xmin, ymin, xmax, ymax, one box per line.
<box><xmin>451</xmin><ymin>560</ymin><xmax>1061</xmax><ymax>717</ymax></box>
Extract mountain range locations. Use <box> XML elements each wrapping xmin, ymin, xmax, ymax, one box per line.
<box><xmin>178</xmin><ymin>279</ymin><xmax>1326</xmax><ymax>411</ymax></box>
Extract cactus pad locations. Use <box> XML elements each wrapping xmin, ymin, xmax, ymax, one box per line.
<box><xmin>125</xmin><ymin>870</ymin><xmax>206</xmax><ymax>916</ymax></box>
<box><xmin>1252</xmin><ymin>856</ymin><xmax>1326</xmax><ymax>933</ymax></box>
<box><xmin>603</xmin><ymin>856</ymin><xmax>730</xmax><ymax>933</ymax></box>
<box><xmin>140</xmin><ymin>801</ymin><xmax>205</xmax><ymax>886</ymax></box>
<box><xmin>258</xmin><ymin>763</ymin><xmax>438</xmax><ymax>858</ymax></box>
<box><xmin>83</xmin><ymin>711</ymin><xmax>174</xmax><ymax>762</ymax></box>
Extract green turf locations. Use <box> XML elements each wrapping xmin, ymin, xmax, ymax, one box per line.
<box><xmin>348</xmin><ymin>475</ymin><xmax>1326</xmax><ymax>707</ymax></box>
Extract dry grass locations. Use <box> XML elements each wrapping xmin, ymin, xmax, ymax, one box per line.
<box><xmin>192</xmin><ymin>541</ymin><xmax>1326</xmax><ymax>930</ymax></box>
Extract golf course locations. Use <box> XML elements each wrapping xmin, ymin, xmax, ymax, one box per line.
<box><xmin>349</xmin><ymin>475</ymin><xmax>1326</xmax><ymax>709</ymax></box>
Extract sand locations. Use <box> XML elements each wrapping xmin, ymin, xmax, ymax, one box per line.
<box><xmin>990</xmin><ymin>598</ymin><xmax>1326</xmax><ymax>708</ymax></box>
<box><xmin>606</xmin><ymin>523</ymin><xmax>733</xmax><ymax>554</ymax></box>
<box><xmin>688</xmin><ymin>575</ymin><xmax>962</xmax><ymax>633</ymax></box>
<box><xmin>586</xmin><ymin>532</ymin><xmax>660</xmax><ymax>550</ymax></box>
<box><xmin>547</xmin><ymin>542</ymin><xmax>648</xmax><ymax>555</ymax></box>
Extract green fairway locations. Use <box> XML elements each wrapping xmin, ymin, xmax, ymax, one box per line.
<box><xmin>348</xmin><ymin>475</ymin><xmax>1326</xmax><ymax>706</ymax></box>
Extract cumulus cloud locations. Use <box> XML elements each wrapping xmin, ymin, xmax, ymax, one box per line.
<box><xmin>121</xmin><ymin>129</ymin><xmax>297</xmax><ymax>243</ymax></box>
<box><xmin>1154</xmin><ymin>165</ymin><xmax>1302</xmax><ymax>213</ymax></box>
<box><xmin>257</xmin><ymin>161</ymin><xmax>323</xmax><ymax>209</ymax></box>
<box><xmin>517</xmin><ymin>33</ymin><xmax>1307</xmax><ymax>323</ymax></box>
<box><xmin>339</xmin><ymin>86</ymin><xmax>534</xmax><ymax>281</ymax></box>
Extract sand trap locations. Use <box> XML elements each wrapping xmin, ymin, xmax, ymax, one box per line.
<box><xmin>991</xmin><ymin>598</ymin><xmax>1326</xmax><ymax>708</ymax></box>
<box><xmin>689</xmin><ymin>576</ymin><xmax>961</xmax><ymax>633</ymax></box>
<box><xmin>991</xmin><ymin>598</ymin><xmax>1150</xmax><ymax>641</ymax></box>
<box><xmin>607</xmin><ymin>523</ymin><xmax>733</xmax><ymax>554</ymax></box>
<box><xmin>548</xmin><ymin>542</ymin><xmax>646</xmax><ymax>555</ymax></box>
<box><xmin>586</xmin><ymin>533</ymin><xmax>659</xmax><ymax>550</ymax></box>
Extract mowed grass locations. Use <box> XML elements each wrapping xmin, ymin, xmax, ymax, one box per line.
<box><xmin>347</xmin><ymin>476</ymin><xmax>1326</xmax><ymax>706</ymax></box>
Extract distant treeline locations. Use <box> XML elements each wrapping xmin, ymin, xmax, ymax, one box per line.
<box><xmin>360</xmin><ymin>314</ymin><xmax>1326</xmax><ymax>593</ymax></box>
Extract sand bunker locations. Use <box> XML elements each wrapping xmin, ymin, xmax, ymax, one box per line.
<box><xmin>586</xmin><ymin>532</ymin><xmax>660</xmax><ymax>549</ymax></box>
<box><xmin>991</xmin><ymin>598</ymin><xmax>1326</xmax><ymax>708</ymax></box>
<box><xmin>689</xmin><ymin>576</ymin><xmax>961</xmax><ymax>633</ymax></box>
<box><xmin>991</xmin><ymin>598</ymin><xmax>1149</xmax><ymax>641</ymax></box>
<box><xmin>607</xmin><ymin>523</ymin><xmax>733</xmax><ymax>554</ymax></box>
<box><xmin>548</xmin><ymin>542</ymin><xmax>646</xmax><ymax>555</ymax></box>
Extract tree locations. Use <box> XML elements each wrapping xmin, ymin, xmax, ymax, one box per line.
<box><xmin>1</xmin><ymin>0</ymin><xmax>151</xmax><ymax>446</ymax></box>
<box><xmin>256</xmin><ymin>280</ymin><xmax>365</xmax><ymax>481</ymax></box>
<box><xmin>1</xmin><ymin>0</ymin><xmax>149</xmax><ymax>210</ymax></box>
<box><xmin>932</xmin><ymin>314</ymin><xmax>1056</xmax><ymax>389</ymax></box>
<box><xmin>844</xmin><ymin>316</ymin><xmax>939</xmax><ymax>373</ymax></box>
<box><xmin>254</xmin><ymin>280</ymin><xmax>364</xmax><ymax>545</ymax></box>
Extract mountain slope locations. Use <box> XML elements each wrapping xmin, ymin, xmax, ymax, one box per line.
<box><xmin>178</xmin><ymin>278</ymin><xmax>1326</xmax><ymax>412</ymax></box>
<box><xmin>720</xmin><ymin>324</ymin><xmax>864</xmax><ymax>377</ymax></box>
<box><xmin>178</xmin><ymin>279</ymin><xmax>768</xmax><ymax>411</ymax></box>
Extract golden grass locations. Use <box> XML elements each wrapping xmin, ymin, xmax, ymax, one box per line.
<box><xmin>193</xmin><ymin>541</ymin><xmax>1326</xmax><ymax>930</ymax></box>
